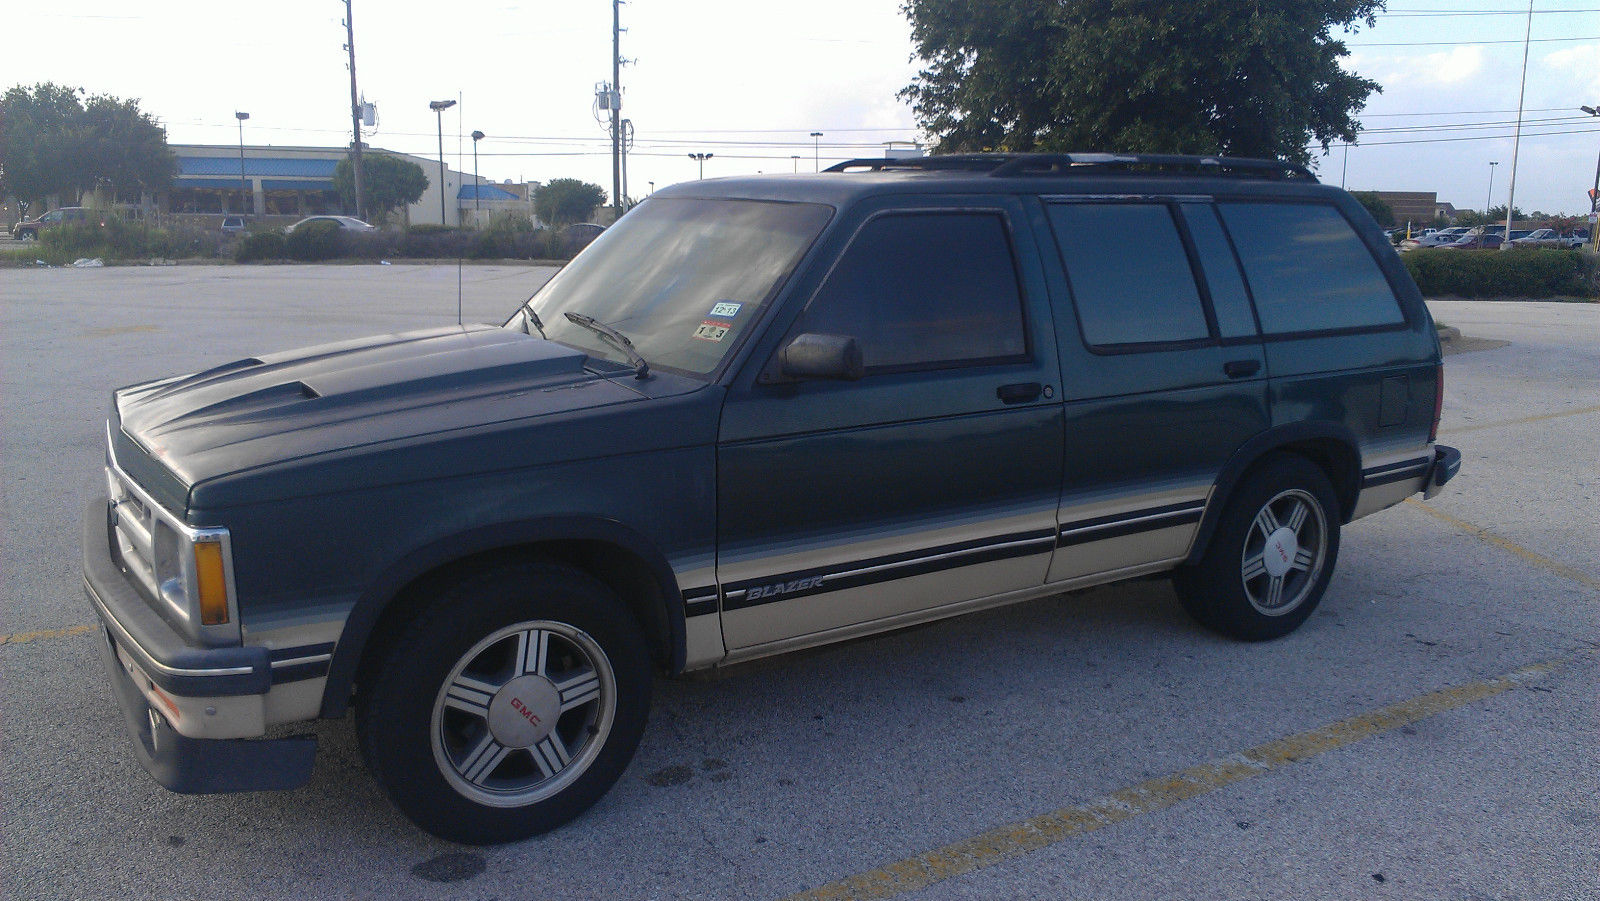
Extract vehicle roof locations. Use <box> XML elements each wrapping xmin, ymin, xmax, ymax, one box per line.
<box><xmin>653</xmin><ymin>153</ymin><xmax>1349</xmax><ymax>208</ymax></box>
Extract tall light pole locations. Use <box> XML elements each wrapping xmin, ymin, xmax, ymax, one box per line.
<box><xmin>1486</xmin><ymin>161</ymin><xmax>1498</xmax><ymax>220</ymax></box>
<box><xmin>688</xmin><ymin>153</ymin><xmax>713</xmax><ymax>180</ymax></box>
<box><xmin>343</xmin><ymin>0</ymin><xmax>365</xmax><ymax>221</ymax></box>
<box><xmin>429</xmin><ymin>99</ymin><xmax>456</xmax><ymax>226</ymax></box>
<box><xmin>470</xmin><ymin>130</ymin><xmax>484</xmax><ymax>222</ymax></box>
<box><xmin>791</xmin><ymin>155</ymin><xmax>801</xmax><ymax>173</ymax></box>
<box><xmin>1501</xmin><ymin>0</ymin><xmax>1533</xmax><ymax>249</ymax></box>
<box><xmin>810</xmin><ymin>132</ymin><xmax>823</xmax><ymax>172</ymax></box>
<box><xmin>234</xmin><ymin>112</ymin><xmax>250</xmax><ymax>216</ymax></box>
<box><xmin>1582</xmin><ymin>105</ymin><xmax>1599</xmax><ymax>250</ymax></box>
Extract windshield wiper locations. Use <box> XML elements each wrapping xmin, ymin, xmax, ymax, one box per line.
<box><xmin>519</xmin><ymin>306</ymin><xmax>548</xmax><ymax>339</ymax></box>
<box><xmin>563</xmin><ymin>312</ymin><xmax>651</xmax><ymax>380</ymax></box>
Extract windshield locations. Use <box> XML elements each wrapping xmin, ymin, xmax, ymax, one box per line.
<box><xmin>509</xmin><ymin>197</ymin><xmax>832</xmax><ymax>377</ymax></box>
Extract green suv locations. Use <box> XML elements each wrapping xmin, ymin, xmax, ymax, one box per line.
<box><xmin>83</xmin><ymin>153</ymin><xmax>1460</xmax><ymax>843</ymax></box>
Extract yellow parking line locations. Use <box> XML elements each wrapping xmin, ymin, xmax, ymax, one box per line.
<box><xmin>0</xmin><ymin>624</ymin><xmax>96</xmax><ymax>646</ymax></box>
<box><xmin>1440</xmin><ymin>403</ymin><xmax>1600</xmax><ymax>436</ymax></box>
<box><xmin>1405</xmin><ymin>499</ymin><xmax>1600</xmax><ymax>592</ymax></box>
<box><xmin>782</xmin><ymin>657</ymin><xmax>1566</xmax><ymax>901</ymax></box>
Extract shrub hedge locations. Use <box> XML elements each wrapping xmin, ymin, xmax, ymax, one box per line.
<box><xmin>1402</xmin><ymin>248</ymin><xmax>1597</xmax><ymax>299</ymax></box>
<box><xmin>21</xmin><ymin>219</ymin><xmax>226</xmax><ymax>264</ymax></box>
<box><xmin>284</xmin><ymin>220</ymin><xmax>345</xmax><ymax>261</ymax></box>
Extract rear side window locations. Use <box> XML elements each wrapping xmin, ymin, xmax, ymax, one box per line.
<box><xmin>1219</xmin><ymin>203</ymin><xmax>1405</xmax><ymax>335</ymax></box>
<box><xmin>800</xmin><ymin>212</ymin><xmax>1027</xmax><ymax>371</ymax></box>
<box><xmin>1045</xmin><ymin>203</ymin><xmax>1210</xmax><ymax>347</ymax></box>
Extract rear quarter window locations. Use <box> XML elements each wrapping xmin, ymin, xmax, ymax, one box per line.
<box><xmin>1219</xmin><ymin>202</ymin><xmax>1405</xmax><ymax>335</ymax></box>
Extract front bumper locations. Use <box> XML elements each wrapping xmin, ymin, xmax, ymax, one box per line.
<box><xmin>84</xmin><ymin>497</ymin><xmax>316</xmax><ymax>793</ymax></box>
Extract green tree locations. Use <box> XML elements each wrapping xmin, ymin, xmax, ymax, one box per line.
<box><xmin>901</xmin><ymin>0</ymin><xmax>1382</xmax><ymax>165</ymax></box>
<box><xmin>3</xmin><ymin>83</ymin><xmax>172</xmax><ymax>211</ymax></box>
<box><xmin>333</xmin><ymin>152</ymin><xmax>427</xmax><ymax>225</ymax></box>
<box><xmin>535</xmin><ymin>178</ymin><xmax>606</xmax><ymax>226</ymax></box>
<box><xmin>1350</xmin><ymin>191</ymin><xmax>1394</xmax><ymax>228</ymax></box>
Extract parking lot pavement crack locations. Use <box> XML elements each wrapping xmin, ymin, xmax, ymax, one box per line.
<box><xmin>778</xmin><ymin>655</ymin><xmax>1570</xmax><ymax>901</ymax></box>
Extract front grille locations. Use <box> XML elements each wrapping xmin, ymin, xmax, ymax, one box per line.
<box><xmin>108</xmin><ymin>466</ymin><xmax>162</xmax><ymax>604</ymax></box>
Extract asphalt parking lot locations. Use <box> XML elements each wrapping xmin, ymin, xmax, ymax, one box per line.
<box><xmin>2</xmin><ymin>265</ymin><xmax>1596</xmax><ymax>900</ymax></box>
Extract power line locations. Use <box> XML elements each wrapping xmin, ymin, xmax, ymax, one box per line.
<box><xmin>1348</xmin><ymin>34</ymin><xmax>1599</xmax><ymax>46</ymax></box>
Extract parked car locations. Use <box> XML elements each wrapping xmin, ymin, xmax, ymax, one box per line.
<box><xmin>11</xmin><ymin>206</ymin><xmax>95</xmax><ymax>241</ymax></box>
<box><xmin>219</xmin><ymin>216</ymin><xmax>249</xmax><ymax>237</ymax></box>
<box><xmin>1399</xmin><ymin>231</ymin><xmax>1462</xmax><ymax>250</ymax></box>
<box><xmin>1511</xmin><ymin>228</ymin><xmax>1583</xmax><ymax>249</ymax></box>
<box><xmin>284</xmin><ymin>215</ymin><xmax>376</xmax><ymax>234</ymax></box>
<box><xmin>84</xmin><ymin>152</ymin><xmax>1459</xmax><ymax>844</ymax></box>
<box><xmin>1442</xmin><ymin>233</ymin><xmax>1504</xmax><ymax>250</ymax></box>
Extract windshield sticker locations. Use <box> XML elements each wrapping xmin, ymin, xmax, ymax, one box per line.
<box><xmin>693</xmin><ymin>320</ymin><xmax>733</xmax><ymax>342</ymax></box>
<box><xmin>709</xmin><ymin>302</ymin><xmax>743</xmax><ymax>318</ymax></box>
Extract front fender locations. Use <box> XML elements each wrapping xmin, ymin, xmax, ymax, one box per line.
<box><xmin>319</xmin><ymin>516</ymin><xmax>685</xmax><ymax>718</ymax></box>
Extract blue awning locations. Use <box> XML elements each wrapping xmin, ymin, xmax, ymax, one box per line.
<box><xmin>178</xmin><ymin>157</ymin><xmax>339</xmax><ymax>178</ymax></box>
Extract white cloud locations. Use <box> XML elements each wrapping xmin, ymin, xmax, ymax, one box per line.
<box><xmin>1356</xmin><ymin>46</ymin><xmax>1487</xmax><ymax>88</ymax></box>
<box><xmin>1543</xmin><ymin>43</ymin><xmax>1600</xmax><ymax>97</ymax></box>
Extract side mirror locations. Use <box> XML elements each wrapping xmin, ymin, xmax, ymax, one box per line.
<box><xmin>779</xmin><ymin>333</ymin><xmax>865</xmax><ymax>381</ymax></box>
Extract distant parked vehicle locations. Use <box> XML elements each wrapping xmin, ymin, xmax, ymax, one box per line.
<box><xmin>284</xmin><ymin>215</ymin><xmax>377</xmax><ymax>234</ymax></box>
<box><xmin>220</xmin><ymin>216</ymin><xmax>249</xmax><ymax>237</ymax></box>
<box><xmin>1442</xmin><ymin>233</ymin><xmax>1504</xmax><ymax>250</ymax></box>
<box><xmin>11</xmin><ymin>206</ymin><xmax>97</xmax><ymax>241</ymax></box>
<box><xmin>1400</xmin><ymin>231</ymin><xmax>1463</xmax><ymax>250</ymax></box>
<box><xmin>1512</xmin><ymin>228</ymin><xmax>1585</xmax><ymax>249</ymax></box>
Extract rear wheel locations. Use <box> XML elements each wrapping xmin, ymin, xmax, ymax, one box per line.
<box><xmin>1175</xmin><ymin>454</ymin><xmax>1340</xmax><ymax>641</ymax></box>
<box><xmin>357</xmin><ymin>561</ymin><xmax>652</xmax><ymax>844</ymax></box>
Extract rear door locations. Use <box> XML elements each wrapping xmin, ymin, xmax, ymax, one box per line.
<box><xmin>1036</xmin><ymin>198</ymin><xmax>1270</xmax><ymax>582</ymax></box>
<box><xmin>715</xmin><ymin>195</ymin><xmax>1064</xmax><ymax>651</ymax></box>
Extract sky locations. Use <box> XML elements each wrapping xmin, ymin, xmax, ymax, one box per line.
<box><xmin>7</xmin><ymin>1</ymin><xmax>1599</xmax><ymax>217</ymax></box>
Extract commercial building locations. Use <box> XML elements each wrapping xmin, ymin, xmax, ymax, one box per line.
<box><xmin>124</xmin><ymin>144</ymin><xmax>536</xmax><ymax>227</ymax></box>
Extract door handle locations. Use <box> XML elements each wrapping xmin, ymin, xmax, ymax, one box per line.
<box><xmin>1223</xmin><ymin>359</ymin><xmax>1261</xmax><ymax>378</ymax></box>
<box><xmin>996</xmin><ymin>382</ymin><xmax>1043</xmax><ymax>404</ymax></box>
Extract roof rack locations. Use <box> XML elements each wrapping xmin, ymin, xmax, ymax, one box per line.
<box><xmin>824</xmin><ymin>152</ymin><xmax>1317</xmax><ymax>182</ymax></box>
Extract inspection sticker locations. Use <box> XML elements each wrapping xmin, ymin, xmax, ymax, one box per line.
<box><xmin>693</xmin><ymin>320</ymin><xmax>733</xmax><ymax>342</ymax></box>
<box><xmin>709</xmin><ymin>302</ymin><xmax>743</xmax><ymax>318</ymax></box>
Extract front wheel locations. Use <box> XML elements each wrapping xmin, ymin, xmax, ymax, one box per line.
<box><xmin>357</xmin><ymin>562</ymin><xmax>652</xmax><ymax>844</ymax></box>
<box><xmin>1174</xmin><ymin>454</ymin><xmax>1340</xmax><ymax>641</ymax></box>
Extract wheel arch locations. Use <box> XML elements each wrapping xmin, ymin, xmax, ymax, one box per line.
<box><xmin>321</xmin><ymin>517</ymin><xmax>686</xmax><ymax>719</ymax></box>
<box><xmin>1186</xmin><ymin>422</ymin><xmax>1362</xmax><ymax>566</ymax></box>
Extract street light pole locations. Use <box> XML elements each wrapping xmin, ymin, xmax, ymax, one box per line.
<box><xmin>470</xmin><ymin>130</ymin><xmax>484</xmax><ymax>223</ymax></box>
<box><xmin>688</xmin><ymin>153</ymin><xmax>712</xmax><ymax>180</ymax></box>
<box><xmin>1486</xmin><ymin>161</ymin><xmax>1498</xmax><ymax>220</ymax></box>
<box><xmin>429</xmin><ymin>99</ymin><xmax>457</xmax><ymax>226</ymax></box>
<box><xmin>810</xmin><ymin>132</ymin><xmax>823</xmax><ymax>172</ymax></box>
<box><xmin>791</xmin><ymin>155</ymin><xmax>800</xmax><ymax>173</ymax></box>
<box><xmin>234</xmin><ymin>112</ymin><xmax>250</xmax><ymax>216</ymax></box>
<box><xmin>1583</xmin><ymin>105</ymin><xmax>1599</xmax><ymax>250</ymax></box>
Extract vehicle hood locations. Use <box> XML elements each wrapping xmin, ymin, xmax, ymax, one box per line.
<box><xmin>114</xmin><ymin>324</ymin><xmax>649</xmax><ymax>504</ymax></box>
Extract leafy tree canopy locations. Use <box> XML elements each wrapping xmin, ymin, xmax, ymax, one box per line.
<box><xmin>901</xmin><ymin>0</ymin><xmax>1383</xmax><ymax>165</ymax></box>
<box><xmin>333</xmin><ymin>152</ymin><xmax>428</xmax><ymax>224</ymax></box>
<box><xmin>1350</xmin><ymin>191</ymin><xmax>1394</xmax><ymax>228</ymax></box>
<box><xmin>535</xmin><ymin>178</ymin><xmax>606</xmax><ymax>226</ymax></box>
<box><xmin>1</xmin><ymin>82</ymin><xmax>175</xmax><ymax>208</ymax></box>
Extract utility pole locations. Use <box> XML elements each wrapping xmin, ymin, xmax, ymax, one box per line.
<box><xmin>620</xmin><ymin>119</ymin><xmax>633</xmax><ymax>211</ymax></box>
<box><xmin>1485</xmin><ymin>162</ymin><xmax>1497</xmax><ymax>220</ymax></box>
<box><xmin>343</xmin><ymin>0</ymin><xmax>366</xmax><ymax>221</ymax></box>
<box><xmin>611</xmin><ymin>0</ymin><xmax>623</xmax><ymax>220</ymax></box>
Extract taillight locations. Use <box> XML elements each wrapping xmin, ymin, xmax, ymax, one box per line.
<box><xmin>1429</xmin><ymin>362</ymin><xmax>1444</xmax><ymax>443</ymax></box>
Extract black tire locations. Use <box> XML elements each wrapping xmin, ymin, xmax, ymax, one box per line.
<box><xmin>357</xmin><ymin>561</ymin><xmax>652</xmax><ymax>844</ymax></box>
<box><xmin>1174</xmin><ymin>454</ymin><xmax>1341</xmax><ymax>641</ymax></box>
